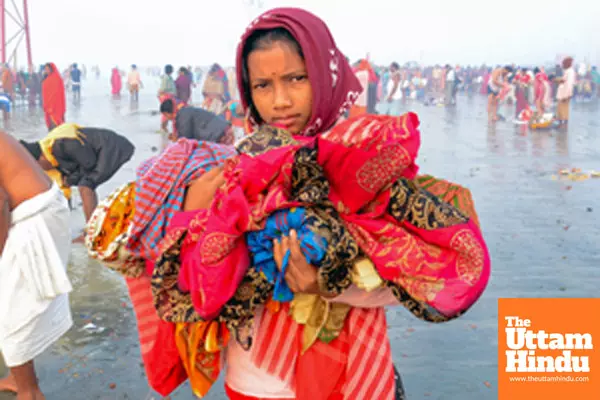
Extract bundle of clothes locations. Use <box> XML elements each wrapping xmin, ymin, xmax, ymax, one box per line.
<box><xmin>86</xmin><ymin>112</ymin><xmax>490</xmax><ymax>398</ymax></box>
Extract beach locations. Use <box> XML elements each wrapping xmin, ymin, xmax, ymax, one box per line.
<box><xmin>1</xmin><ymin>75</ymin><xmax>598</xmax><ymax>400</ymax></box>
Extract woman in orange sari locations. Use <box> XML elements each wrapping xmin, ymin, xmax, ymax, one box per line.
<box><xmin>1</xmin><ymin>65</ymin><xmax>14</xmax><ymax>100</ymax></box>
<box><xmin>41</xmin><ymin>63</ymin><xmax>66</xmax><ymax>131</ymax></box>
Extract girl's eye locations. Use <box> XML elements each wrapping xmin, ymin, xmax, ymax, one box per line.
<box><xmin>253</xmin><ymin>82</ymin><xmax>268</xmax><ymax>90</ymax></box>
<box><xmin>292</xmin><ymin>75</ymin><xmax>307</xmax><ymax>82</ymax></box>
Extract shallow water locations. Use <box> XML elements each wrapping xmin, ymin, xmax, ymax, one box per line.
<box><xmin>1</xmin><ymin>80</ymin><xmax>599</xmax><ymax>400</ymax></box>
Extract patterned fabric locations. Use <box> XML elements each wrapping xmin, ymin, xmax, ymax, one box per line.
<box><xmin>246</xmin><ymin>207</ymin><xmax>328</xmax><ymax>302</ymax></box>
<box><xmin>184</xmin><ymin>113</ymin><xmax>490</xmax><ymax>324</ymax></box>
<box><xmin>151</xmin><ymin>113</ymin><xmax>490</xmax><ymax>399</ymax></box>
<box><xmin>88</xmin><ymin>139</ymin><xmax>235</xmax><ymax>396</ymax></box>
<box><xmin>85</xmin><ymin>182</ymin><xmax>143</xmax><ymax>277</ymax></box>
<box><xmin>125</xmin><ymin>138</ymin><xmax>235</xmax><ymax>265</ymax></box>
<box><xmin>175</xmin><ymin>320</ymin><xmax>229</xmax><ymax>398</ymax></box>
<box><xmin>153</xmin><ymin>112</ymin><xmax>491</xmax><ymax>323</ymax></box>
<box><xmin>415</xmin><ymin>174</ymin><xmax>481</xmax><ymax>228</ymax></box>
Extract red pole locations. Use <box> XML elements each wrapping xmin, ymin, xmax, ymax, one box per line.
<box><xmin>0</xmin><ymin>0</ymin><xmax>5</xmax><ymax>64</ymax></box>
<box><xmin>23</xmin><ymin>0</ymin><xmax>32</xmax><ymax>67</ymax></box>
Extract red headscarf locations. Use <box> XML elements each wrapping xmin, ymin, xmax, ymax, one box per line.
<box><xmin>235</xmin><ymin>7</ymin><xmax>362</xmax><ymax>136</ymax></box>
<box><xmin>41</xmin><ymin>63</ymin><xmax>66</xmax><ymax>121</ymax></box>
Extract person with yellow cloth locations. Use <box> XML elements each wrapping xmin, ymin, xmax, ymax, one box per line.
<box><xmin>20</xmin><ymin>123</ymin><xmax>134</xmax><ymax>239</ymax></box>
<box><xmin>45</xmin><ymin>168</ymin><xmax>73</xmax><ymax>209</ymax></box>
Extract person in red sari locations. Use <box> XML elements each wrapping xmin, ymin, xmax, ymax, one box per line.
<box><xmin>533</xmin><ymin>67</ymin><xmax>549</xmax><ymax>118</ymax></box>
<box><xmin>111</xmin><ymin>67</ymin><xmax>122</xmax><ymax>97</ymax></box>
<box><xmin>514</xmin><ymin>68</ymin><xmax>531</xmax><ymax>120</ymax></box>
<box><xmin>41</xmin><ymin>63</ymin><xmax>66</xmax><ymax>131</ymax></box>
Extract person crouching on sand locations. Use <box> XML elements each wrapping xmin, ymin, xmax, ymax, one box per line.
<box><xmin>20</xmin><ymin>123</ymin><xmax>134</xmax><ymax>241</ymax></box>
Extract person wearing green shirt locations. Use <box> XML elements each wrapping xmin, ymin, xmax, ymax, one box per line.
<box><xmin>159</xmin><ymin>64</ymin><xmax>177</xmax><ymax>131</ymax></box>
<box><xmin>159</xmin><ymin>64</ymin><xmax>176</xmax><ymax>96</ymax></box>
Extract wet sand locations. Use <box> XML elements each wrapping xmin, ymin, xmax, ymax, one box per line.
<box><xmin>1</xmin><ymin>78</ymin><xmax>599</xmax><ymax>399</ymax></box>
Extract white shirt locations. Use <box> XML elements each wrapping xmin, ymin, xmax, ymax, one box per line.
<box><xmin>557</xmin><ymin>67</ymin><xmax>576</xmax><ymax>100</ymax></box>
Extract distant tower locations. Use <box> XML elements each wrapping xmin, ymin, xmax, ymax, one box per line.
<box><xmin>0</xmin><ymin>0</ymin><xmax>33</xmax><ymax>67</ymax></box>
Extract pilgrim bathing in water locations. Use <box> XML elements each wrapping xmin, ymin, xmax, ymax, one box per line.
<box><xmin>487</xmin><ymin>65</ymin><xmax>513</xmax><ymax>121</ymax></box>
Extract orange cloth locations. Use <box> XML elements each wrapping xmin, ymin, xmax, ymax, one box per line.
<box><xmin>348</xmin><ymin>105</ymin><xmax>367</xmax><ymax>118</ymax></box>
<box><xmin>1</xmin><ymin>69</ymin><xmax>13</xmax><ymax>94</ymax></box>
<box><xmin>175</xmin><ymin>321</ymin><xmax>228</xmax><ymax>398</ymax></box>
<box><xmin>354</xmin><ymin>59</ymin><xmax>378</xmax><ymax>83</ymax></box>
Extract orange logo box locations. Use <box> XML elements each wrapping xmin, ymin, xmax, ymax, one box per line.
<box><xmin>498</xmin><ymin>298</ymin><xmax>600</xmax><ymax>400</ymax></box>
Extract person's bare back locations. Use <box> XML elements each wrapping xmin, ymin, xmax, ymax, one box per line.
<box><xmin>0</xmin><ymin>131</ymin><xmax>51</xmax><ymax>210</ymax></box>
<box><xmin>490</xmin><ymin>68</ymin><xmax>503</xmax><ymax>87</ymax></box>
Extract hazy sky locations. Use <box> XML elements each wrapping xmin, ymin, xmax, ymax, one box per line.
<box><xmin>10</xmin><ymin>0</ymin><xmax>596</xmax><ymax>70</ymax></box>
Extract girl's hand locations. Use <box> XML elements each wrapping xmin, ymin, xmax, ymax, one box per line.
<box><xmin>183</xmin><ymin>167</ymin><xmax>224</xmax><ymax>211</ymax></box>
<box><xmin>273</xmin><ymin>229</ymin><xmax>335</xmax><ymax>298</ymax></box>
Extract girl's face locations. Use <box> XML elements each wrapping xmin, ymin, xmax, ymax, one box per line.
<box><xmin>247</xmin><ymin>41</ymin><xmax>312</xmax><ymax>135</ymax></box>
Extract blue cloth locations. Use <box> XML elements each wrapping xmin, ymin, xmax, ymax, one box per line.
<box><xmin>246</xmin><ymin>207</ymin><xmax>328</xmax><ymax>302</ymax></box>
<box><xmin>0</xmin><ymin>94</ymin><xmax>11</xmax><ymax>112</ymax></box>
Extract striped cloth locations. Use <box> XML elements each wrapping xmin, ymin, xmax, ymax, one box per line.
<box><xmin>251</xmin><ymin>305</ymin><xmax>396</xmax><ymax>399</ymax></box>
<box><xmin>125</xmin><ymin>138</ymin><xmax>235</xmax><ymax>262</ymax></box>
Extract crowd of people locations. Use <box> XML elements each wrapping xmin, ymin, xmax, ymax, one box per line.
<box><xmin>0</xmin><ymin>5</ymin><xmax>591</xmax><ymax>400</ymax></box>
<box><xmin>344</xmin><ymin>58</ymin><xmax>585</xmax><ymax>126</ymax></box>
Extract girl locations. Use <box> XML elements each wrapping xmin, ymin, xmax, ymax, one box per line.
<box><xmin>155</xmin><ymin>7</ymin><xmax>488</xmax><ymax>400</ymax></box>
